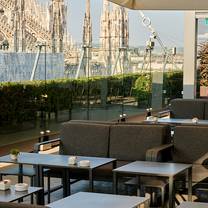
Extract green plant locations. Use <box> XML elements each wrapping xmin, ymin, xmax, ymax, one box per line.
<box><xmin>10</xmin><ymin>149</ymin><xmax>20</xmax><ymax>156</ymax></box>
<box><xmin>0</xmin><ymin>71</ymin><xmax>183</xmax><ymax>130</ymax></box>
<box><xmin>132</xmin><ymin>73</ymin><xmax>151</xmax><ymax>105</ymax></box>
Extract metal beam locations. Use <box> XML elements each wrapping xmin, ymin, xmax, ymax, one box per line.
<box><xmin>183</xmin><ymin>11</ymin><xmax>197</xmax><ymax>99</ymax></box>
<box><xmin>108</xmin><ymin>0</ymin><xmax>208</xmax><ymax>10</ymax></box>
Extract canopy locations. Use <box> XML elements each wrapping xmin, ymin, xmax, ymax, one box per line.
<box><xmin>108</xmin><ymin>0</ymin><xmax>208</xmax><ymax>10</ymax></box>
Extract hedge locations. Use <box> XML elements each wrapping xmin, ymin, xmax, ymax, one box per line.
<box><xmin>0</xmin><ymin>71</ymin><xmax>183</xmax><ymax>126</ymax></box>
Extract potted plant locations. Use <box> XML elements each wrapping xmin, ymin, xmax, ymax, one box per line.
<box><xmin>10</xmin><ymin>149</ymin><xmax>20</xmax><ymax>160</ymax></box>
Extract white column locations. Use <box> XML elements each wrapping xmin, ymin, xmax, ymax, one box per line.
<box><xmin>183</xmin><ymin>11</ymin><xmax>197</xmax><ymax>99</ymax></box>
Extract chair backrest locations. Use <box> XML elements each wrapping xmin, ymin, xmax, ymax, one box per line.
<box><xmin>121</xmin><ymin>122</ymin><xmax>172</xmax><ymax>143</ymax></box>
<box><xmin>173</xmin><ymin>125</ymin><xmax>208</xmax><ymax>163</ymax></box>
<box><xmin>60</xmin><ymin>122</ymin><xmax>110</xmax><ymax>157</ymax></box>
<box><xmin>109</xmin><ymin>124</ymin><xmax>167</xmax><ymax>161</ymax></box>
<box><xmin>0</xmin><ymin>202</ymin><xmax>49</xmax><ymax>208</ymax></box>
<box><xmin>170</xmin><ymin>99</ymin><xmax>206</xmax><ymax>119</ymax></box>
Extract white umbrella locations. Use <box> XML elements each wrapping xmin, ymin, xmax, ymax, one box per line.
<box><xmin>108</xmin><ymin>0</ymin><xmax>208</xmax><ymax>10</ymax></box>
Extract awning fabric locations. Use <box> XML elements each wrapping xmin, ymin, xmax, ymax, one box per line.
<box><xmin>108</xmin><ymin>0</ymin><xmax>208</xmax><ymax>10</ymax></box>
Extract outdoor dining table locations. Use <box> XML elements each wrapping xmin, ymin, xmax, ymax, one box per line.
<box><xmin>0</xmin><ymin>152</ymin><xmax>116</xmax><ymax>203</ymax></box>
<box><xmin>178</xmin><ymin>202</ymin><xmax>208</xmax><ymax>208</ymax></box>
<box><xmin>0</xmin><ymin>185</ymin><xmax>43</xmax><ymax>204</ymax></box>
<box><xmin>49</xmin><ymin>191</ymin><xmax>150</xmax><ymax>208</ymax></box>
<box><xmin>113</xmin><ymin>161</ymin><xmax>192</xmax><ymax>208</ymax></box>
<box><xmin>153</xmin><ymin>118</ymin><xmax>208</xmax><ymax>126</ymax></box>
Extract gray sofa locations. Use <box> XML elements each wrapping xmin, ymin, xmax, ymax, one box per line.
<box><xmin>34</xmin><ymin>121</ymin><xmax>172</xmax><ymax>203</ymax></box>
<box><xmin>163</xmin><ymin>98</ymin><xmax>208</xmax><ymax>119</ymax></box>
<box><xmin>36</xmin><ymin>121</ymin><xmax>170</xmax><ymax>161</ymax></box>
<box><xmin>35</xmin><ymin>121</ymin><xmax>171</xmax><ymax>178</ymax></box>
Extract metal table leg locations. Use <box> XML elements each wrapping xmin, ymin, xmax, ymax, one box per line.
<box><xmin>63</xmin><ymin>168</ymin><xmax>71</xmax><ymax>197</ymax></box>
<box><xmin>89</xmin><ymin>169</ymin><xmax>94</xmax><ymax>192</ymax></box>
<box><xmin>34</xmin><ymin>165</ymin><xmax>45</xmax><ymax>205</ymax></box>
<box><xmin>113</xmin><ymin>172</ymin><xmax>118</xmax><ymax>194</ymax></box>
<box><xmin>18</xmin><ymin>164</ymin><xmax>23</xmax><ymax>183</ymax></box>
<box><xmin>169</xmin><ymin>176</ymin><xmax>174</xmax><ymax>208</ymax></box>
<box><xmin>113</xmin><ymin>160</ymin><xmax>117</xmax><ymax>169</ymax></box>
<box><xmin>187</xmin><ymin>167</ymin><xmax>192</xmax><ymax>201</ymax></box>
<box><xmin>34</xmin><ymin>165</ymin><xmax>41</xmax><ymax>187</ymax></box>
<box><xmin>36</xmin><ymin>188</ymin><xmax>44</xmax><ymax>205</ymax></box>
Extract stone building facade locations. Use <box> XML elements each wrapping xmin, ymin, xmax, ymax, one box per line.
<box><xmin>100</xmin><ymin>0</ymin><xmax>129</xmax><ymax>74</ymax></box>
<box><xmin>0</xmin><ymin>0</ymin><xmax>70</xmax><ymax>53</ymax></box>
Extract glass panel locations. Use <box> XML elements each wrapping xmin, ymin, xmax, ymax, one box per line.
<box><xmin>152</xmin><ymin>71</ymin><xmax>163</xmax><ymax>110</ymax></box>
<box><xmin>197</xmin><ymin>18</ymin><xmax>208</xmax><ymax>98</ymax></box>
<box><xmin>0</xmin><ymin>2</ymin><xmax>185</xmax><ymax>146</ymax></box>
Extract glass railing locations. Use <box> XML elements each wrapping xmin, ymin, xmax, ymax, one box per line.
<box><xmin>0</xmin><ymin>47</ymin><xmax>183</xmax><ymax>144</ymax></box>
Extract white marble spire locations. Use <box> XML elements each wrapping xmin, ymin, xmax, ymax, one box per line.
<box><xmin>83</xmin><ymin>0</ymin><xmax>92</xmax><ymax>47</ymax></box>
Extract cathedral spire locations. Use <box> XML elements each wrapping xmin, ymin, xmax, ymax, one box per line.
<box><xmin>103</xmin><ymin>0</ymin><xmax>110</xmax><ymax>11</ymax></box>
<box><xmin>100</xmin><ymin>0</ymin><xmax>111</xmax><ymax>74</ymax></box>
<box><xmin>100</xmin><ymin>0</ymin><xmax>129</xmax><ymax>74</ymax></box>
<box><xmin>83</xmin><ymin>0</ymin><xmax>92</xmax><ymax>47</ymax></box>
<box><xmin>13</xmin><ymin>0</ymin><xmax>26</xmax><ymax>52</ymax></box>
<box><xmin>49</xmin><ymin>0</ymin><xmax>67</xmax><ymax>53</ymax></box>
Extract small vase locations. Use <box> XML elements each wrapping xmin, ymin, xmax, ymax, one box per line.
<box><xmin>10</xmin><ymin>154</ymin><xmax>18</xmax><ymax>160</ymax></box>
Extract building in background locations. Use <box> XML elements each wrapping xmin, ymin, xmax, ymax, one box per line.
<box><xmin>0</xmin><ymin>0</ymin><xmax>72</xmax><ymax>53</ymax></box>
<box><xmin>100</xmin><ymin>0</ymin><xmax>129</xmax><ymax>75</ymax></box>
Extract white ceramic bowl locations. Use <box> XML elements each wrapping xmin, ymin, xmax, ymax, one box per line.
<box><xmin>15</xmin><ymin>183</ymin><xmax>28</xmax><ymax>192</ymax></box>
<box><xmin>78</xmin><ymin>160</ymin><xmax>90</xmax><ymax>167</ymax></box>
<box><xmin>192</xmin><ymin>117</ymin><xmax>199</xmax><ymax>124</ymax></box>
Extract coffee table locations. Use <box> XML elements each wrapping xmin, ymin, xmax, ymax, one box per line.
<box><xmin>49</xmin><ymin>192</ymin><xmax>150</xmax><ymax>208</ymax></box>
<box><xmin>0</xmin><ymin>153</ymin><xmax>116</xmax><ymax>199</ymax></box>
<box><xmin>113</xmin><ymin>161</ymin><xmax>192</xmax><ymax>208</ymax></box>
<box><xmin>0</xmin><ymin>185</ymin><xmax>43</xmax><ymax>204</ymax></box>
<box><xmin>178</xmin><ymin>202</ymin><xmax>208</xmax><ymax>208</ymax></box>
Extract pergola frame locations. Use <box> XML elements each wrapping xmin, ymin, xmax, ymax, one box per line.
<box><xmin>108</xmin><ymin>0</ymin><xmax>208</xmax><ymax>99</ymax></box>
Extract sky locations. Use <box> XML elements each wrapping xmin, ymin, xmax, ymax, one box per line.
<box><xmin>39</xmin><ymin>0</ymin><xmax>185</xmax><ymax>47</ymax></box>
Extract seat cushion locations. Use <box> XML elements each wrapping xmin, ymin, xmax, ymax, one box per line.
<box><xmin>0</xmin><ymin>202</ymin><xmax>49</xmax><ymax>208</ymax></box>
<box><xmin>109</xmin><ymin>125</ymin><xmax>166</xmax><ymax>161</ymax></box>
<box><xmin>170</xmin><ymin>99</ymin><xmax>205</xmax><ymax>119</ymax></box>
<box><xmin>173</xmin><ymin>126</ymin><xmax>208</xmax><ymax>163</ymax></box>
<box><xmin>60</xmin><ymin>122</ymin><xmax>110</xmax><ymax>157</ymax></box>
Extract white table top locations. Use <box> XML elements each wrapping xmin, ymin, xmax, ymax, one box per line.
<box><xmin>0</xmin><ymin>152</ymin><xmax>116</xmax><ymax>170</ymax></box>
<box><xmin>178</xmin><ymin>202</ymin><xmax>208</xmax><ymax>208</ymax></box>
<box><xmin>113</xmin><ymin>161</ymin><xmax>192</xmax><ymax>177</ymax></box>
<box><xmin>49</xmin><ymin>192</ymin><xmax>149</xmax><ymax>208</ymax></box>
<box><xmin>157</xmin><ymin>118</ymin><xmax>208</xmax><ymax>125</ymax></box>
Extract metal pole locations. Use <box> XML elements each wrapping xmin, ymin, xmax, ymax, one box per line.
<box><xmin>149</xmin><ymin>48</ymin><xmax>152</xmax><ymax>108</ymax></box>
<box><xmin>44</xmin><ymin>43</ymin><xmax>47</xmax><ymax>91</ymax></box>
<box><xmin>31</xmin><ymin>46</ymin><xmax>42</xmax><ymax>81</ymax></box>
<box><xmin>87</xmin><ymin>46</ymin><xmax>90</xmax><ymax>120</ymax></box>
<box><xmin>44</xmin><ymin>43</ymin><xmax>47</xmax><ymax>130</ymax></box>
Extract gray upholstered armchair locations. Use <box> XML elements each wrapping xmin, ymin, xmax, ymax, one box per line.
<box><xmin>158</xmin><ymin>98</ymin><xmax>208</xmax><ymax>119</ymax></box>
